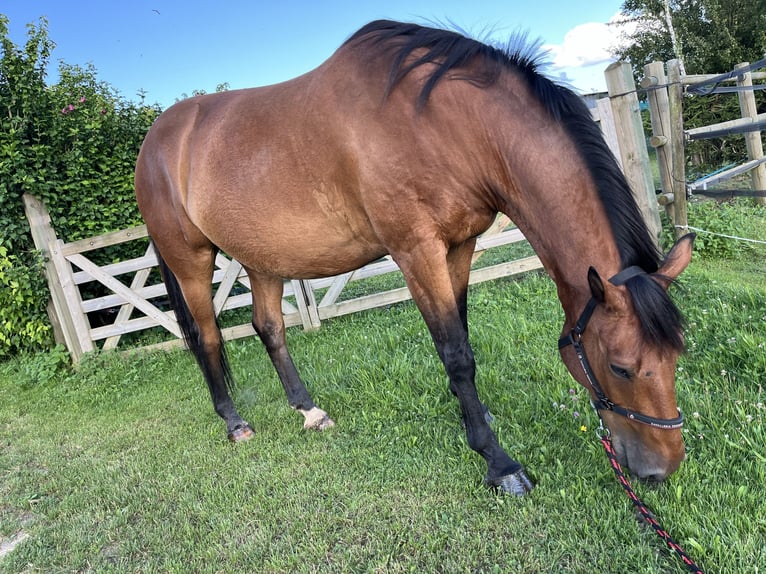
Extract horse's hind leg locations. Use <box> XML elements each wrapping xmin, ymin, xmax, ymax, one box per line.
<box><xmin>157</xmin><ymin>244</ymin><xmax>254</xmax><ymax>442</ymax></box>
<box><xmin>247</xmin><ymin>270</ymin><xmax>334</xmax><ymax>431</ymax></box>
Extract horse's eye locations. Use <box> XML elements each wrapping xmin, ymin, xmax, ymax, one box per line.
<box><xmin>609</xmin><ymin>364</ymin><xmax>633</xmax><ymax>380</ymax></box>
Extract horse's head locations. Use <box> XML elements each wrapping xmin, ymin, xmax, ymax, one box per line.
<box><xmin>560</xmin><ymin>234</ymin><xmax>694</xmax><ymax>481</ymax></box>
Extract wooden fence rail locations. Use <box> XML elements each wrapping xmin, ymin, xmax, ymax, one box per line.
<box><xmin>642</xmin><ymin>59</ymin><xmax>766</xmax><ymax>237</ymax></box>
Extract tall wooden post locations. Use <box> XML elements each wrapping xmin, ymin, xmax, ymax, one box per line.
<box><xmin>22</xmin><ymin>194</ymin><xmax>88</xmax><ymax>360</ymax></box>
<box><xmin>605</xmin><ymin>61</ymin><xmax>662</xmax><ymax>243</ymax></box>
<box><xmin>642</xmin><ymin>61</ymin><xmax>675</xmax><ymax>221</ymax></box>
<box><xmin>666</xmin><ymin>59</ymin><xmax>688</xmax><ymax>238</ymax></box>
<box><xmin>735</xmin><ymin>62</ymin><xmax>766</xmax><ymax>206</ymax></box>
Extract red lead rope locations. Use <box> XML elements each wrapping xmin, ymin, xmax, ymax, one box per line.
<box><xmin>599</xmin><ymin>435</ymin><xmax>705</xmax><ymax>573</ymax></box>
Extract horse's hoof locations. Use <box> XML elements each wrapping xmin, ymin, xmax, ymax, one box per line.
<box><xmin>486</xmin><ymin>469</ymin><xmax>534</xmax><ymax>496</ymax></box>
<box><xmin>304</xmin><ymin>413</ymin><xmax>335</xmax><ymax>431</ymax></box>
<box><xmin>227</xmin><ymin>424</ymin><xmax>255</xmax><ymax>443</ymax></box>
<box><xmin>299</xmin><ymin>407</ymin><xmax>335</xmax><ymax>431</ymax></box>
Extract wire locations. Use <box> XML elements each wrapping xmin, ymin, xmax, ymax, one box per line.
<box><xmin>685</xmin><ymin>57</ymin><xmax>766</xmax><ymax>95</ymax></box>
<box><xmin>675</xmin><ymin>225</ymin><xmax>766</xmax><ymax>245</ymax></box>
<box><xmin>690</xmin><ymin>189</ymin><xmax>766</xmax><ymax>199</ymax></box>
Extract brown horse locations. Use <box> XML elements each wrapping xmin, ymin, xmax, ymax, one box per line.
<box><xmin>135</xmin><ymin>20</ymin><xmax>694</xmax><ymax>495</ymax></box>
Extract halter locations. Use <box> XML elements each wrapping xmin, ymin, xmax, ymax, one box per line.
<box><xmin>559</xmin><ymin>268</ymin><xmax>703</xmax><ymax>574</ymax></box>
<box><xmin>557</xmin><ymin>266</ymin><xmax>685</xmax><ymax>431</ymax></box>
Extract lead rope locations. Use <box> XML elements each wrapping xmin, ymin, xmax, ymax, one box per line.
<box><xmin>597</xmin><ymin>424</ymin><xmax>705</xmax><ymax>573</ymax></box>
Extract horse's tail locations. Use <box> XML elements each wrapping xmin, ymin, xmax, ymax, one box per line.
<box><xmin>153</xmin><ymin>240</ymin><xmax>235</xmax><ymax>394</ymax></box>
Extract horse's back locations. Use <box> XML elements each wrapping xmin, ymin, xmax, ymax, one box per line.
<box><xmin>135</xmin><ymin>38</ymin><xmax>496</xmax><ymax>277</ymax></box>
<box><xmin>136</xmin><ymin>55</ymin><xmax>391</xmax><ymax>274</ymax></box>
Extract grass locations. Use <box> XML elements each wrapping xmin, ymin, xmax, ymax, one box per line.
<box><xmin>1</xmin><ymin>212</ymin><xmax>765</xmax><ymax>573</ymax></box>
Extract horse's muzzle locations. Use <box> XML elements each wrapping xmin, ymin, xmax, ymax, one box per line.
<box><xmin>611</xmin><ymin>433</ymin><xmax>685</xmax><ymax>482</ymax></box>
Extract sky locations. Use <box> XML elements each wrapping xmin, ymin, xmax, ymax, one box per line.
<box><xmin>3</xmin><ymin>0</ymin><xmax>630</xmax><ymax>109</ymax></box>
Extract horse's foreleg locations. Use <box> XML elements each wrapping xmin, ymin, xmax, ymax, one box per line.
<box><xmin>248</xmin><ymin>271</ymin><xmax>334</xmax><ymax>431</ymax></box>
<box><xmin>448</xmin><ymin>240</ymin><xmax>494</xmax><ymax>425</ymax></box>
<box><xmin>398</xmin><ymin>240</ymin><xmax>533</xmax><ymax>495</ymax></box>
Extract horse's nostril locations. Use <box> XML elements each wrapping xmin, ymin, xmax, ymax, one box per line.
<box><xmin>635</xmin><ymin>466</ymin><xmax>673</xmax><ymax>484</ymax></box>
<box><xmin>640</xmin><ymin>472</ymin><xmax>666</xmax><ymax>484</ymax></box>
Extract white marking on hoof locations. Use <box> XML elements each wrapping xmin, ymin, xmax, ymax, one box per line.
<box><xmin>299</xmin><ymin>407</ymin><xmax>335</xmax><ymax>431</ymax></box>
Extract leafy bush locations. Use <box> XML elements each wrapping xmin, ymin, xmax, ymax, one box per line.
<box><xmin>662</xmin><ymin>200</ymin><xmax>765</xmax><ymax>259</ymax></box>
<box><xmin>13</xmin><ymin>343</ymin><xmax>70</xmax><ymax>386</ymax></box>
<box><xmin>0</xmin><ymin>244</ymin><xmax>50</xmax><ymax>356</ymax></box>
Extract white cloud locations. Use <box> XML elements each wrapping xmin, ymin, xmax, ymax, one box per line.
<box><xmin>543</xmin><ymin>13</ymin><xmax>636</xmax><ymax>93</ymax></box>
<box><xmin>546</xmin><ymin>21</ymin><xmax>617</xmax><ymax>69</ymax></box>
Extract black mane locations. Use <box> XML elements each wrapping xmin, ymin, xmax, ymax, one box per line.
<box><xmin>346</xmin><ymin>20</ymin><xmax>684</xmax><ymax>352</ymax></box>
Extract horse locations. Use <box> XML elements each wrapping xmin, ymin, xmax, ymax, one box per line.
<box><xmin>135</xmin><ymin>20</ymin><xmax>694</xmax><ymax>495</ymax></box>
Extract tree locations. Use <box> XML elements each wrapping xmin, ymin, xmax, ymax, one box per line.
<box><xmin>615</xmin><ymin>0</ymin><xmax>766</xmax><ymax>171</ymax></box>
<box><xmin>617</xmin><ymin>0</ymin><xmax>766</xmax><ymax>76</ymax></box>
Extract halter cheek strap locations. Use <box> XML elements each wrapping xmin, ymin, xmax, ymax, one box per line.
<box><xmin>558</xmin><ymin>268</ymin><xmax>685</xmax><ymax>431</ymax></box>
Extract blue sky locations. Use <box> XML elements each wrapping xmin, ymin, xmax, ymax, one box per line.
<box><xmin>4</xmin><ymin>1</ymin><xmax>628</xmax><ymax>109</ymax></box>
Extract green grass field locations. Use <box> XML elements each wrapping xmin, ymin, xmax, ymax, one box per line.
<box><xmin>1</xmin><ymin>205</ymin><xmax>765</xmax><ymax>573</ymax></box>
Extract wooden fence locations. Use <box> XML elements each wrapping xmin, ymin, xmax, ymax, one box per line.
<box><xmin>24</xmin><ymin>82</ymin><xmax>652</xmax><ymax>362</ymax></box>
<box><xmin>24</xmin><ymin>193</ymin><xmax>545</xmax><ymax>362</ymax></box>
<box><xmin>640</xmin><ymin>58</ymin><xmax>766</xmax><ymax>237</ymax></box>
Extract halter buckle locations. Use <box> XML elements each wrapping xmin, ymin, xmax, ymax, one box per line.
<box><xmin>596</xmin><ymin>419</ymin><xmax>611</xmax><ymax>440</ymax></box>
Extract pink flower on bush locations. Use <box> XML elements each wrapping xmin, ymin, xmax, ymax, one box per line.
<box><xmin>61</xmin><ymin>103</ymin><xmax>75</xmax><ymax>114</ymax></box>
<box><xmin>79</xmin><ymin>96</ymin><xmax>86</xmax><ymax>103</ymax></box>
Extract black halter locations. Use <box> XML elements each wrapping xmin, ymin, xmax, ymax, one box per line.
<box><xmin>557</xmin><ymin>266</ymin><xmax>684</xmax><ymax>431</ymax></box>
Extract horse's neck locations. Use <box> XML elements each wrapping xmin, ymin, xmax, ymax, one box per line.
<box><xmin>473</xmin><ymin>93</ymin><xmax>621</xmax><ymax>321</ymax></box>
<box><xmin>496</xmin><ymin>163</ymin><xmax>622</xmax><ymax>324</ymax></box>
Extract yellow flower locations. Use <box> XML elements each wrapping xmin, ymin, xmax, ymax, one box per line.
<box><xmin>580</xmin><ymin>425</ymin><xmax>588</xmax><ymax>432</ymax></box>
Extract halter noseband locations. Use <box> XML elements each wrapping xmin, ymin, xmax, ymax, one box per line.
<box><xmin>557</xmin><ymin>266</ymin><xmax>684</xmax><ymax>431</ymax></box>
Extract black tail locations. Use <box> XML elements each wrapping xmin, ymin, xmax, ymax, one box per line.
<box><xmin>154</xmin><ymin>241</ymin><xmax>236</xmax><ymax>395</ymax></box>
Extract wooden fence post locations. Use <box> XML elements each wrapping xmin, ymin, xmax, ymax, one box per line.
<box><xmin>594</xmin><ymin>98</ymin><xmax>623</xmax><ymax>169</ymax></box>
<box><xmin>292</xmin><ymin>280</ymin><xmax>321</xmax><ymax>331</ymax></box>
<box><xmin>735</xmin><ymin>62</ymin><xmax>766</xmax><ymax>206</ymax></box>
<box><xmin>604</xmin><ymin>61</ymin><xmax>662</xmax><ymax>243</ymax></box>
<box><xmin>642</xmin><ymin>61</ymin><xmax>675</xmax><ymax>218</ymax></box>
<box><xmin>666</xmin><ymin>59</ymin><xmax>688</xmax><ymax>238</ymax></box>
<box><xmin>22</xmin><ymin>194</ymin><xmax>90</xmax><ymax>360</ymax></box>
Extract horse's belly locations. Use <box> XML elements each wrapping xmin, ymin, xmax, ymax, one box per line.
<box><xmin>205</xmin><ymin>218</ymin><xmax>387</xmax><ymax>279</ymax></box>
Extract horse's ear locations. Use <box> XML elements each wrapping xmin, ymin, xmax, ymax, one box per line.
<box><xmin>588</xmin><ymin>266</ymin><xmax>606</xmax><ymax>303</ymax></box>
<box><xmin>653</xmin><ymin>233</ymin><xmax>695</xmax><ymax>290</ymax></box>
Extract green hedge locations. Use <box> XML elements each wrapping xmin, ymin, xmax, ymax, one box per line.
<box><xmin>0</xmin><ymin>17</ymin><xmax>161</xmax><ymax>358</ymax></box>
